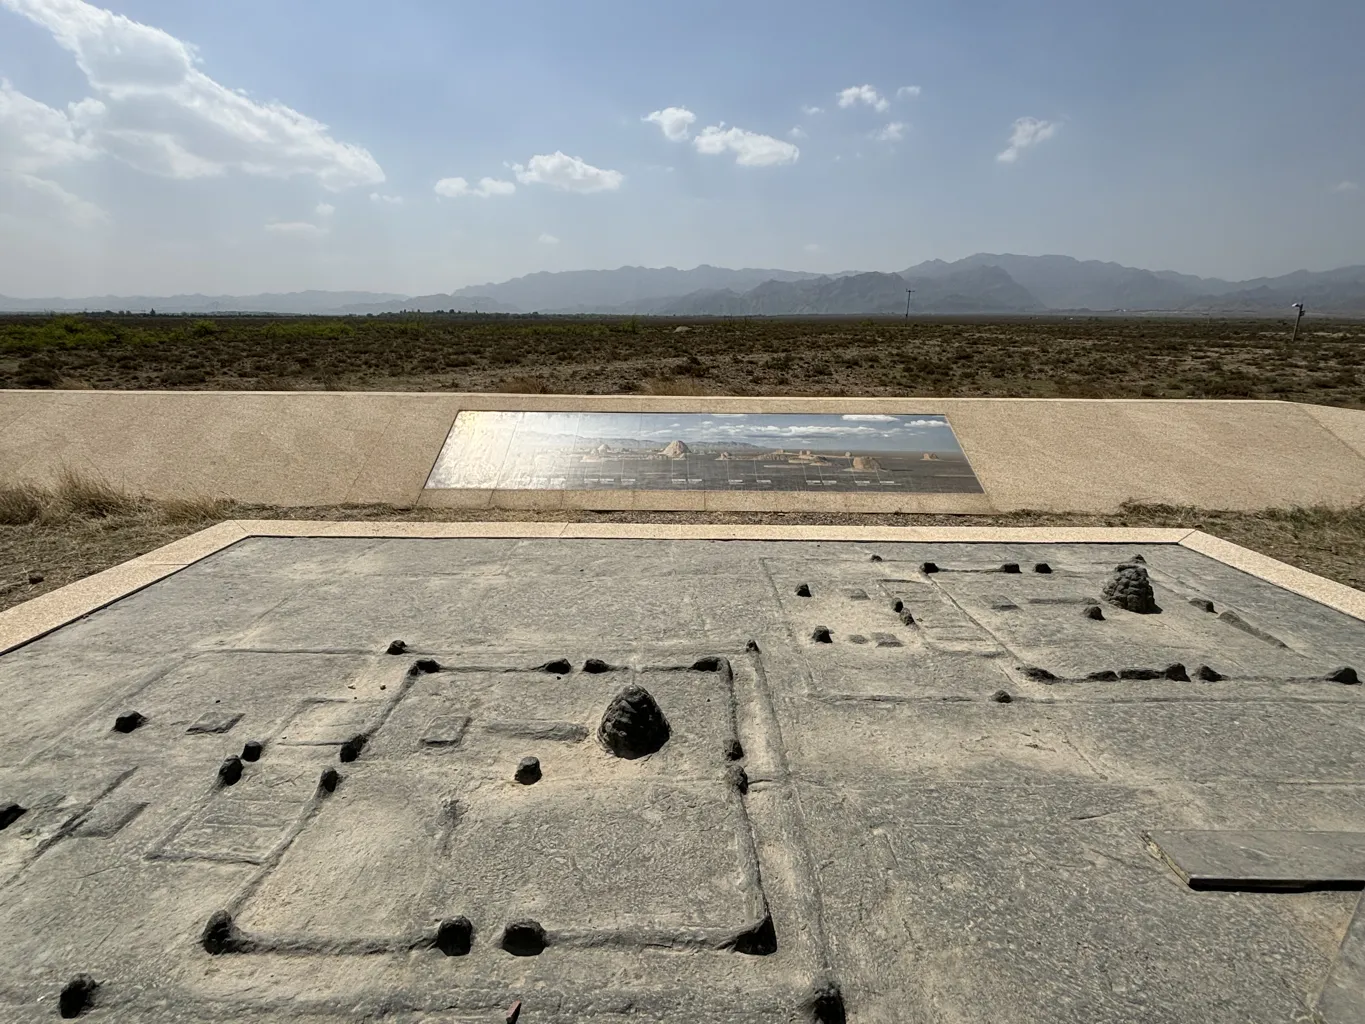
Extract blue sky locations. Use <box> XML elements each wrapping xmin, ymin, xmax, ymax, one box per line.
<box><xmin>1</xmin><ymin>0</ymin><xmax>1362</xmax><ymax>296</ymax></box>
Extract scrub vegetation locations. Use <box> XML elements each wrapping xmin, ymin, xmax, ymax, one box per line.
<box><xmin>1</xmin><ymin>313</ymin><xmax>1362</xmax><ymax>407</ymax></box>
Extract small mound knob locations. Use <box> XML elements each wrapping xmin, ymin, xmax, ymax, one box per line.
<box><xmin>598</xmin><ymin>685</ymin><xmax>671</xmax><ymax>759</ymax></box>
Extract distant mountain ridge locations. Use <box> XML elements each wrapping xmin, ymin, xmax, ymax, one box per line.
<box><xmin>657</xmin><ymin>266</ymin><xmax>1042</xmax><ymax>316</ymax></box>
<box><xmin>447</xmin><ymin>264</ymin><xmax>825</xmax><ymax>313</ymax></box>
<box><xmin>4</xmin><ymin>256</ymin><xmax>1364</xmax><ymax>315</ymax></box>
<box><xmin>903</xmin><ymin>254</ymin><xmax>1207</xmax><ymax>311</ymax></box>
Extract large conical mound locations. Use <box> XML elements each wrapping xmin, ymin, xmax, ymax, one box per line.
<box><xmin>1101</xmin><ymin>563</ymin><xmax>1161</xmax><ymax>614</ymax></box>
<box><xmin>598</xmin><ymin>685</ymin><xmax>671</xmax><ymax>759</ymax></box>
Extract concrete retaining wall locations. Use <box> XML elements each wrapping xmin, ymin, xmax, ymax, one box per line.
<box><xmin>2</xmin><ymin>390</ymin><xmax>1362</xmax><ymax>513</ymax></box>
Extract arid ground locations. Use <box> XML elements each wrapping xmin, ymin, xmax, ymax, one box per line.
<box><xmin>3</xmin><ymin>313</ymin><xmax>1363</xmax><ymax>406</ymax></box>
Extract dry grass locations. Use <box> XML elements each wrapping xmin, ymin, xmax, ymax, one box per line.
<box><xmin>49</xmin><ymin>468</ymin><xmax>140</xmax><ymax>519</ymax></box>
<box><xmin>642</xmin><ymin>376</ymin><xmax>711</xmax><ymax>396</ymax></box>
<box><xmin>495</xmin><ymin>375</ymin><xmax>554</xmax><ymax>394</ymax></box>
<box><xmin>0</xmin><ymin>472</ymin><xmax>226</xmax><ymax>528</ymax></box>
<box><xmin>0</xmin><ymin>482</ymin><xmax>44</xmax><ymax>526</ymax></box>
<box><xmin>0</xmin><ymin>473</ymin><xmax>233</xmax><ymax>604</ymax></box>
<box><xmin>158</xmin><ymin>494</ymin><xmax>235</xmax><ymax>524</ymax></box>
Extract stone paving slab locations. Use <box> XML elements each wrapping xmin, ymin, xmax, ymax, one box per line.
<box><xmin>1148</xmin><ymin>830</ymin><xmax>1365</xmax><ymax>888</ymax></box>
<box><xmin>1</xmin><ymin>532</ymin><xmax>1365</xmax><ymax>1022</ymax></box>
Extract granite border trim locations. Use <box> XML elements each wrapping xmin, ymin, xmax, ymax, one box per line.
<box><xmin>3</xmin><ymin>522</ymin><xmax>1362</xmax><ymax>656</ymax></box>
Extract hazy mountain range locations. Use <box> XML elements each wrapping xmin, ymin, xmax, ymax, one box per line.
<box><xmin>4</xmin><ymin>256</ymin><xmax>1364</xmax><ymax>316</ymax></box>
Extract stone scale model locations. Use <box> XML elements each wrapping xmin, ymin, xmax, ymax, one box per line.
<box><xmin>0</xmin><ymin>536</ymin><xmax>1362</xmax><ymax>1022</ymax></box>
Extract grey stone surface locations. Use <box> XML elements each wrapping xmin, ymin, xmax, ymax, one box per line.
<box><xmin>1320</xmin><ymin>896</ymin><xmax>1365</xmax><ymax>1023</ymax></box>
<box><xmin>1148</xmin><ymin>830</ymin><xmax>1365</xmax><ymax>888</ymax></box>
<box><xmin>1</xmin><ymin>538</ymin><xmax>1364</xmax><ymax>1022</ymax></box>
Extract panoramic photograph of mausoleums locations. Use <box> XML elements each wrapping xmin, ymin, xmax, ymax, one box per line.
<box><xmin>426</xmin><ymin>412</ymin><xmax>984</xmax><ymax>492</ymax></box>
<box><xmin>3</xmin><ymin>0</ymin><xmax>1365</xmax><ymax>1021</ymax></box>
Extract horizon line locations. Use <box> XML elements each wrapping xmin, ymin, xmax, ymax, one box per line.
<box><xmin>6</xmin><ymin>254</ymin><xmax>1365</xmax><ymax>304</ymax></box>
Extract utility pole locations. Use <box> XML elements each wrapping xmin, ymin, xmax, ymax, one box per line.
<box><xmin>905</xmin><ymin>289</ymin><xmax>915</xmax><ymax>320</ymax></box>
<box><xmin>1290</xmin><ymin>302</ymin><xmax>1306</xmax><ymax>344</ymax></box>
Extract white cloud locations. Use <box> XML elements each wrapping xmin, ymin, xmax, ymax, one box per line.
<box><xmin>1331</xmin><ymin>180</ymin><xmax>1359</xmax><ymax>193</ymax></box>
<box><xmin>265</xmin><ymin>221</ymin><xmax>325</xmax><ymax>237</ymax></box>
<box><xmin>475</xmin><ymin>176</ymin><xmax>516</xmax><ymax>197</ymax></box>
<box><xmin>643</xmin><ymin>106</ymin><xmax>696</xmax><ymax>142</ymax></box>
<box><xmin>537</xmin><ymin>232</ymin><xmax>560</xmax><ymax>245</ymax></box>
<box><xmin>788</xmin><ymin>125</ymin><xmax>808</xmax><ymax>140</ymax></box>
<box><xmin>693</xmin><ymin>125</ymin><xmax>799</xmax><ymax>167</ymax></box>
<box><xmin>1</xmin><ymin>169</ymin><xmax>104</xmax><ymax>224</ymax></box>
<box><xmin>837</xmin><ymin>85</ymin><xmax>889</xmax><ymax>113</ymax></box>
<box><xmin>0</xmin><ymin>77</ymin><xmax>104</xmax><ymax>222</ymax></box>
<box><xmin>0</xmin><ymin>78</ymin><xmax>96</xmax><ymax>172</ymax></box>
<box><xmin>369</xmin><ymin>192</ymin><xmax>403</xmax><ymax>205</ymax></box>
<box><xmin>997</xmin><ymin>116</ymin><xmax>1060</xmax><ymax>163</ymax></box>
<box><xmin>434</xmin><ymin>176</ymin><xmax>471</xmax><ymax>197</ymax></box>
<box><xmin>434</xmin><ymin>175</ymin><xmax>515</xmax><ymax>199</ymax></box>
<box><xmin>1</xmin><ymin>0</ymin><xmax>384</xmax><ymax>190</ymax></box>
<box><xmin>694</xmin><ymin>415</ymin><xmax>948</xmax><ymax>439</ymax></box>
<box><xmin>511</xmin><ymin>151</ymin><xmax>624</xmax><ymax>192</ymax></box>
<box><xmin>315</xmin><ymin>201</ymin><xmax>335</xmax><ymax>217</ymax></box>
<box><xmin>874</xmin><ymin>122</ymin><xmax>907</xmax><ymax>142</ymax></box>
<box><xmin>801</xmin><ymin>105</ymin><xmax>824</xmax><ymax>116</ymax></box>
<box><xmin>896</xmin><ymin>86</ymin><xmax>922</xmax><ymax>99</ymax></box>
<box><xmin>745</xmin><ymin>424</ymin><xmax>882</xmax><ymax>437</ymax></box>
<box><xmin>803</xmin><ymin>242</ymin><xmax>821</xmax><ymax>253</ymax></box>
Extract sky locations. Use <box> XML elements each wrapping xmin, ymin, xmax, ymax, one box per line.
<box><xmin>456</xmin><ymin>411</ymin><xmax>963</xmax><ymax>452</ymax></box>
<box><xmin>1</xmin><ymin>0</ymin><xmax>1363</xmax><ymax>297</ymax></box>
